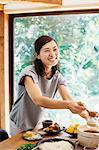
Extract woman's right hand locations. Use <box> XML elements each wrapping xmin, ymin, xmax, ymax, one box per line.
<box><xmin>79</xmin><ymin>110</ymin><xmax>89</xmax><ymax>119</ymax></box>
<box><xmin>68</xmin><ymin>101</ymin><xmax>86</xmax><ymax>114</ymax></box>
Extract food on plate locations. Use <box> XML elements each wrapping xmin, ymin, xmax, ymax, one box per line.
<box><xmin>44</xmin><ymin>123</ymin><xmax>60</xmax><ymax>132</ymax></box>
<box><xmin>87</xmin><ymin>118</ymin><xmax>99</xmax><ymax>127</ymax></box>
<box><xmin>43</xmin><ymin>123</ymin><xmax>62</xmax><ymax>135</ymax></box>
<box><xmin>38</xmin><ymin>141</ymin><xmax>74</xmax><ymax>150</ymax></box>
<box><xmin>87</xmin><ymin>111</ymin><xmax>99</xmax><ymax>127</ymax></box>
<box><xmin>66</xmin><ymin>124</ymin><xmax>80</xmax><ymax>134</ymax></box>
<box><xmin>23</xmin><ymin>131</ymin><xmax>42</xmax><ymax>140</ymax></box>
<box><xmin>24</xmin><ymin>131</ymin><xmax>34</xmax><ymax>138</ymax></box>
<box><xmin>17</xmin><ymin>143</ymin><xmax>35</xmax><ymax>150</ymax></box>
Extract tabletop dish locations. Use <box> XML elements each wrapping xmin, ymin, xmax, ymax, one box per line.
<box><xmin>23</xmin><ymin>131</ymin><xmax>43</xmax><ymax>141</ymax></box>
<box><xmin>43</xmin><ymin>128</ymin><xmax>63</xmax><ymax>136</ymax></box>
<box><xmin>17</xmin><ymin>143</ymin><xmax>35</xmax><ymax>150</ymax></box>
<box><xmin>37</xmin><ymin>138</ymin><xmax>75</xmax><ymax>150</ymax></box>
<box><xmin>65</xmin><ymin>130</ymin><xmax>77</xmax><ymax>138</ymax></box>
<box><xmin>87</xmin><ymin>111</ymin><xmax>99</xmax><ymax>127</ymax></box>
<box><xmin>78</xmin><ymin>125</ymin><xmax>99</xmax><ymax>148</ymax></box>
<box><xmin>65</xmin><ymin>124</ymin><xmax>80</xmax><ymax>138</ymax></box>
<box><xmin>43</xmin><ymin>123</ymin><xmax>64</xmax><ymax>135</ymax></box>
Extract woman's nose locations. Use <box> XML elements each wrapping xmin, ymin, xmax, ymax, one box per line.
<box><xmin>49</xmin><ymin>50</ymin><xmax>55</xmax><ymax>57</ymax></box>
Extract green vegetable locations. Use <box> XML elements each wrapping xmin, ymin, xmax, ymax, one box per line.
<box><xmin>17</xmin><ymin>143</ymin><xmax>35</xmax><ymax>150</ymax></box>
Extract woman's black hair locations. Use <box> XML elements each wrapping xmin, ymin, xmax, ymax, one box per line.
<box><xmin>34</xmin><ymin>35</ymin><xmax>59</xmax><ymax>77</ymax></box>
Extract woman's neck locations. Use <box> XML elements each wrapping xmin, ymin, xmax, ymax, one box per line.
<box><xmin>44</xmin><ymin>67</ymin><xmax>52</xmax><ymax>79</ymax></box>
<box><xmin>45</xmin><ymin>67</ymin><xmax>52</xmax><ymax>74</ymax></box>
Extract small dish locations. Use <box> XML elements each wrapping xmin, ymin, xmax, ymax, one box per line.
<box><xmin>87</xmin><ymin>111</ymin><xmax>99</xmax><ymax>127</ymax></box>
<box><xmin>23</xmin><ymin>131</ymin><xmax>43</xmax><ymax>141</ymax></box>
<box><xmin>17</xmin><ymin>143</ymin><xmax>35</xmax><ymax>150</ymax></box>
<box><xmin>43</xmin><ymin>128</ymin><xmax>62</xmax><ymax>136</ymax></box>
<box><xmin>65</xmin><ymin>124</ymin><xmax>80</xmax><ymax>138</ymax></box>
<box><xmin>43</xmin><ymin>123</ymin><xmax>64</xmax><ymax>136</ymax></box>
<box><xmin>65</xmin><ymin>130</ymin><xmax>77</xmax><ymax>138</ymax></box>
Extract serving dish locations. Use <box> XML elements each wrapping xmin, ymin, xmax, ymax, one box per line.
<box><xmin>65</xmin><ymin>124</ymin><xmax>80</xmax><ymax>138</ymax></box>
<box><xmin>43</xmin><ymin>123</ymin><xmax>65</xmax><ymax>135</ymax></box>
<box><xmin>17</xmin><ymin>143</ymin><xmax>35</xmax><ymax>150</ymax></box>
<box><xmin>37</xmin><ymin>138</ymin><xmax>75</xmax><ymax>150</ymax></box>
<box><xmin>65</xmin><ymin>130</ymin><xmax>77</xmax><ymax>138</ymax></box>
<box><xmin>78</xmin><ymin>125</ymin><xmax>99</xmax><ymax>148</ymax></box>
<box><xmin>87</xmin><ymin>112</ymin><xmax>99</xmax><ymax>127</ymax></box>
<box><xmin>43</xmin><ymin>128</ymin><xmax>63</xmax><ymax>136</ymax></box>
<box><xmin>23</xmin><ymin>131</ymin><xmax>43</xmax><ymax>141</ymax></box>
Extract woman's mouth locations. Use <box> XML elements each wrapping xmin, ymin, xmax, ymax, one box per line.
<box><xmin>48</xmin><ymin>57</ymin><xmax>57</xmax><ymax>62</ymax></box>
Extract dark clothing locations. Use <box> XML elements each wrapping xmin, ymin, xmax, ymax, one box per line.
<box><xmin>0</xmin><ymin>129</ymin><xmax>9</xmax><ymax>142</ymax></box>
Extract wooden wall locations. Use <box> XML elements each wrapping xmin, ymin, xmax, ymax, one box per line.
<box><xmin>0</xmin><ymin>11</ymin><xmax>5</xmax><ymax>128</ymax></box>
<box><xmin>0</xmin><ymin>11</ymin><xmax>9</xmax><ymax>129</ymax></box>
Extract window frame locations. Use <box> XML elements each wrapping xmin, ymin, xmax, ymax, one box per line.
<box><xmin>9</xmin><ymin>9</ymin><xmax>99</xmax><ymax>110</ymax></box>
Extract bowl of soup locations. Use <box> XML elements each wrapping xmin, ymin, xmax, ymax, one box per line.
<box><xmin>77</xmin><ymin>125</ymin><xmax>99</xmax><ymax>148</ymax></box>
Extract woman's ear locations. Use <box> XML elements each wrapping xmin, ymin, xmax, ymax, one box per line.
<box><xmin>37</xmin><ymin>54</ymin><xmax>40</xmax><ymax>59</ymax></box>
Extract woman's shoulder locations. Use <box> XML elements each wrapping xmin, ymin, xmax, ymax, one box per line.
<box><xmin>18</xmin><ymin>64</ymin><xmax>39</xmax><ymax>85</ymax></box>
<box><xmin>54</xmin><ymin>70</ymin><xmax>66</xmax><ymax>81</ymax></box>
<box><xmin>54</xmin><ymin>70</ymin><xmax>61</xmax><ymax>78</ymax></box>
<box><xmin>18</xmin><ymin>65</ymin><xmax>38</xmax><ymax>80</ymax></box>
<box><xmin>20</xmin><ymin>64</ymin><xmax>36</xmax><ymax>74</ymax></box>
<box><xmin>55</xmin><ymin>71</ymin><xmax>67</xmax><ymax>86</ymax></box>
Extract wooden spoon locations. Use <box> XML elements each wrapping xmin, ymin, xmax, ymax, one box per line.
<box><xmin>88</xmin><ymin>111</ymin><xmax>98</xmax><ymax>117</ymax></box>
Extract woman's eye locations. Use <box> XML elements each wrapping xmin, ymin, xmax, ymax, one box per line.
<box><xmin>53</xmin><ymin>48</ymin><xmax>57</xmax><ymax>51</ymax></box>
<box><xmin>44</xmin><ymin>48</ymin><xmax>57</xmax><ymax>52</ymax></box>
<box><xmin>44</xmin><ymin>50</ymin><xmax>49</xmax><ymax>52</ymax></box>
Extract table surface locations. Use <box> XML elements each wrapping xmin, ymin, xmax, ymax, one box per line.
<box><xmin>0</xmin><ymin>129</ymin><xmax>85</xmax><ymax>150</ymax></box>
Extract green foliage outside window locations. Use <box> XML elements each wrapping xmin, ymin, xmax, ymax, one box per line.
<box><xmin>14</xmin><ymin>14</ymin><xmax>99</xmax><ymax>125</ymax></box>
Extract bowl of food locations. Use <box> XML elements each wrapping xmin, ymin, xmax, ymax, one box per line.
<box><xmin>87</xmin><ymin>111</ymin><xmax>99</xmax><ymax>127</ymax></box>
<box><xmin>17</xmin><ymin>143</ymin><xmax>35</xmax><ymax>150</ymax></box>
<box><xmin>77</xmin><ymin>125</ymin><xmax>99</xmax><ymax>148</ymax></box>
<box><xmin>23</xmin><ymin>131</ymin><xmax>43</xmax><ymax>141</ymax></box>
<box><xmin>65</xmin><ymin>124</ymin><xmax>80</xmax><ymax>138</ymax></box>
<box><xmin>43</xmin><ymin>123</ymin><xmax>63</xmax><ymax>135</ymax></box>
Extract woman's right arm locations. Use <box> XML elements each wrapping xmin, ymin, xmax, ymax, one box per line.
<box><xmin>24</xmin><ymin>76</ymin><xmax>86</xmax><ymax>114</ymax></box>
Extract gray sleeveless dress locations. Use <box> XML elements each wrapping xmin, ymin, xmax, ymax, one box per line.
<box><xmin>10</xmin><ymin>65</ymin><xmax>67</xmax><ymax>132</ymax></box>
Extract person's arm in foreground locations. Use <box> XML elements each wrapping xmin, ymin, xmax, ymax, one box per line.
<box><xmin>24</xmin><ymin>76</ymin><xmax>86</xmax><ymax>116</ymax></box>
<box><xmin>58</xmin><ymin>84</ymin><xmax>89</xmax><ymax>118</ymax></box>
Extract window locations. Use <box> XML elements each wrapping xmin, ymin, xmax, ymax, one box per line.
<box><xmin>11</xmin><ymin>11</ymin><xmax>99</xmax><ymax>126</ymax></box>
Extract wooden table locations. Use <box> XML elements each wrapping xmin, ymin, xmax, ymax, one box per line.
<box><xmin>0</xmin><ymin>129</ymin><xmax>84</xmax><ymax>150</ymax></box>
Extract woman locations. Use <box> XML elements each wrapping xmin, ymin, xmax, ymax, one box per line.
<box><xmin>10</xmin><ymin>35</ymin><xmax>89</xmax><ymax>136</ymax></box>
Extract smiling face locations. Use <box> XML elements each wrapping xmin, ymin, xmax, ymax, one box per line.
<box><xmin>37</xmin><ymin>40</ymin><xmax>59</xmax><ymax>69</ymax></box>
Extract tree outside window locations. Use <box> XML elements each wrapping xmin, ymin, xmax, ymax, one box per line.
<box><xmin>14</xmin><ymin>14</ymin><xmax>99</xmax><ymax>126</ymax></box>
